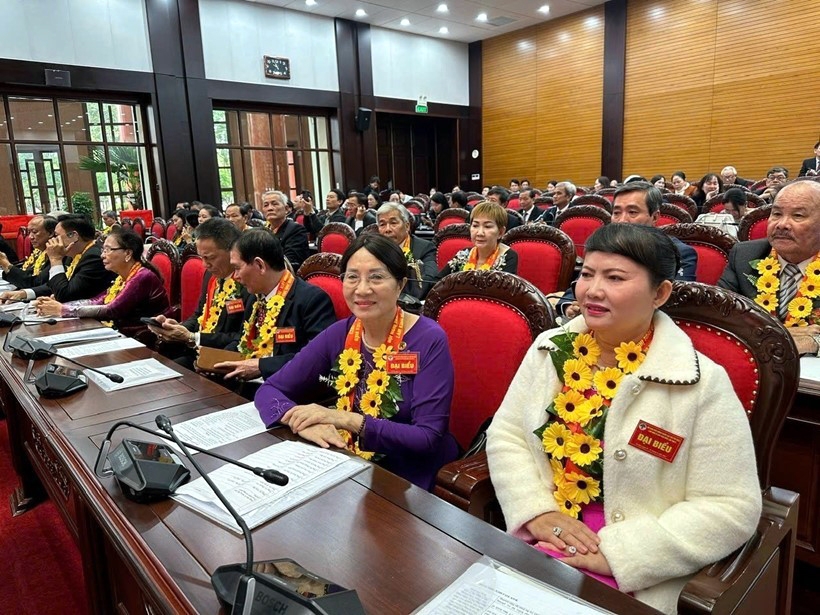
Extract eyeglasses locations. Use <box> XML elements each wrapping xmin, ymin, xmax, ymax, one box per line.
<box><xmin>101</xmin><ymin>247</ymin><xmax>126</xmax><ymax>254</ymax></box>
<box><xmin>340</xmin><ymin>272</ymin><xmax>392</xmax><ymax>287</ymax></box>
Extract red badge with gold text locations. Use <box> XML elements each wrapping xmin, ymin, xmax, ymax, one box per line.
<box><xmin>385</xmin><ymin>352</ymin><xmax>419</xmax><ymax>375</ymax></box>
<box><xmin>274</xmin><ymin>327</ymin><xmax>296</xmax><ymax>343</ymax></box>
<box><xmin>628</xmin><ymin>420</ymin><xmax>685</xmax><ymax>463</ymax></box>
<box><xmin>226</xmin><ymin>299</ymin><xmax>245</xmax><ymax>314</ymax></box>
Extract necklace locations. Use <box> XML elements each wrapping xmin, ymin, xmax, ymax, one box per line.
<box><xmin>332</xmin><ymin>307</ymin><xmax>405</xmax><ymax>460</ymax></box>
<box><xmin>22</xmin><ymin>249</ymin><xmax>48</xmax><ymax>275</ymax></box>
<box><xmin>65</xmin><ymin>242</ymin><xmax>93</xmax><ymax>279</ymax></box>
<box><xmin>198</xmin><ymin>276</ymin><xmax>240</xmax><ymax>333</ymax></box>
<box><xmin>536</xmin><ymin>325</ymin><xmax>654</xmax><ymax>519</ymax></box>
<box><xmin>463</xmin><ymin>245</ymin><xmax>500</xmax><ymax>271</ymax></box>
<box><xmin>101</xmin><ymin>263</ymin><xmax>142</xmax><ymax>327</ymax></box>
<box><xmin>237</xmin><ymin>270</ymin><xmax>295</xmax><ymax>358</ymax></box>
<box><xmin>750</xmin><ymin>250</ymin><xmax>820</xmax><ymax>326</ymax></box>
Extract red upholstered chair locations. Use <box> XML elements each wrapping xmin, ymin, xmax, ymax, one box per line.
<box><xmin>360</xmin><ymin>222</ymin><xmax>379</xmax><ymax>236</ymax></box>
<box><xmin>553</xmin><ymin>205</ymin><xmax>611</xmax><ymax>258</ymax></box>
<box><xmin>467</xmin><ymin>194</ymin><xmax>484</xmax><ymax>207</ymax></box>
<box><xmin>506</xmin><ymin>196</ymin><xmax>520</xmax><ymax>211</ymax></box>
<box><xmin>405</xmin><ymin>203</ymin><xmax>422</xmax><ymax>216</ymax></box>
<box><xmin>120</xmin><ymin>209</ymin><xmax>153</xmax><ymax>226</ymax></box>
<box><xmin>572</xmin><ymin>194</ymin><xmax>612</xmax><ymax>214</ymax></box>
<box><xmin>432</xmin><ymin>208</ymin><xmax>469</xmax><ymax>231</ymax></box>
<box><xmin>501</xmin><ymin>224</ymin><xmax>575</xmax><ymax>296</ymax></box>
<box><xmin>596</xmin><ymin>187</ymin><xmax>616</xmax><ymax>203</ymax></box>
<box><xmin>423</xmin><ymin>270</ymin><xmax>555</xmax><ymax>452</ymax></box>
<box><xmin>165</xmin><ymin>223</ymin><xmax>177</xmax><ymax>241</ymax></box>
<box><xmin>15</xmin><ymin>226</ymin><xmax>30</xmax><ymax>261</ymax></box>
<box><xmin>749</xmin><ymin>178</ymin><xmax>767</xmax><ymax>191</ymax></box>
<box><xmin>701</xmin><ymin>191</ymin><xmax>764</xmax><ymax>214</ymax></box>
<box><xmin>316</xmin><ymin>222</ymin><xmax>355</xmax><ymax>255</ymax></box>
<box><xmin>145</xmin><ymin>239</ymin><xmax>180</xmax><ymax>314</ymax></box>
<box><xmin>656</xmin><ymin>202</ymin><xmax>693</xmax><ymax>226</ymax></box>
<box><xmin>738</xmin><ymin>205</ymin><xmax>771</xmax><ymax>242</ymax></box>
<box><xmin>433</xmin><ymin>224</ymin><xmax>473</xmax><ymax>270</ymax></box>
<box><xmin>132</xmin><ymin>218</ymin><xmax>146</xmax><ymax>240</ymax></box>
<box><xmin>533</xmin><ymin>196</ymin><xmax>553</xmax><ymax>207</ymax></box>
<box><xmin>296</xmin><ymin>253</ymin><xmax>351</xmax><ymax>320</ymax></box>
<box><xmin>663</xmin><ymin>193</ymin><xmax>698</xmax><ymax>219</ymax></box>
<box><xmin>575</xmin><ymin>187</ymin><xmax>587</xmax><ymax>196</ymax></box>
<box><xmin>179</xmin><ymin>254</ymin><xmax>205</xmax><ymax>322</ymax></box>
<box><xmin>744</xmin><ymin>192</ymin><xmax>766</xmax><ymax>208</ymax></box>
<box><xmin>660</xmin><ymin>223</ymin><xmax>737</xmax><ymax>285</ymax></box>
<box><xmin>149</xmin><ymin>218</ymin><xmax>166</xmax><ymax>239</ymax></box>
<box><xmin>433</xmin><ymin>281</ymin><xmax>799</xmax><ymax>615</ymax></box>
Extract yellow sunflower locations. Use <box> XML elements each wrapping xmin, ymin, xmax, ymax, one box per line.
<box><xmin>757</xmin><ymin>257</ymin><xmax>778</xmax><ymax>274</ymax></box>
<box><xmin>542</xmin><ymin>422</ymin><xmax>573</xmax><ymax>459</ymax></box>
<box><xmin>803</xmin><ymin>277</ymin><xmax>820</xmax><ymax>299</ymax></box>
<box><xmin>756</xmin><ymin>273</ymin><xmax>779</xmax><ymax>294</ymax></box>
<box><xmin>549</xmin><ymin>456</ymin><xmax>565</xmax><ymax>487</ymax></box>
<box><xmin>553</xmin><ymin>485</ymin><xmax>582</xmax><ymax>519</ymax></box>
<box><xmin>268</xmin><ymin>295</ymin><xmax>285</xmax><ymax>311</ymax></box>
<box><xmin>563</xmin><ymin>358</ymin><xmax>593</xmax><ymax>391</ymax></box>
<box><xmin>565</xmin><ymin>433</ymin><xmax>603</xmax><ymax>466</ymax></box>
<box><xmin>339</xmin><ymin>348</ymin><xmax>363</xmax><ymax>374</ymax></box>
<box><xmin>554</xmin><ymin>390</ymin><xmax>591</xmax><ymax>424</ymax></box>
<box><xmin>754</xmin><ymin>293</ymin><xmax>777</xmax><ymax>311</ymax></box>
<box><xmin>360</xmin><ymin>390</ymin><xmax>382</xmax><ymax>417</ymax></box>
<box><xmin>373</xmin><ymin>344</ymin><xmax>395</xmax><ymax>370</ymax></box>
<box><xmin>335</xmin><ymin>373</ymin><xmax>357</xmax><ymax>395</ymax></box>
<box><xmin>562</xmin><ymin>472</ymin><xmax>601</xmax><ymax>504</ymax></box>
<box><xmin>586</xmin><ymin>393</ymin><xmax>606</xmax><ymax>419</ymax></box>
<box><xmin>572</xmin><ymin>333</ymin><xmax>600</xmax><ymax>366</ymax></box>
<box><xmin>807</xmin><ymin>262</ymin><xmax>820</xmax><ymax>278</ymax></box>
<box><xmin>614</xmin><ymin>341</ymin><xmax>645</xmax><ymax>373</ymax></box>
<box><xmin>336</xmin><ymin>396</ymin><xmax>351</xmax><ymax>412</ymax></box>
<box><xmin>788</xmin><ymin>296</ymin><xmax>813</xmax><ymax>319</ymax></box>
<box><xmin>593</xmin><ymin>367</ymin><xmax>623</xmax><ymax>400</ymax></box>
<box><xmin>366</xmin><ymin>369</ymin><xmax>390</xmax><ymax>394</ymax></box>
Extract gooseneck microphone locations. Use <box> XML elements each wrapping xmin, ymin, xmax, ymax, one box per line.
<box><xmin>3</xmin><ymin>317</ymin><xmax>58</xmax><ymax>355</ymax></box>
<box><xmin>44</xmin><ymin>351</ymin><xmax>124</xmax><ymax>383</ymax></box>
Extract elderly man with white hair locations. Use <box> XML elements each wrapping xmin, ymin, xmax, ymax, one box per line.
<box><xmin>260</xmin><ymin>190</ymin><xmax>310</xmax><ymax>271</ymax></box>
<box><xmin>376</xmin><ymin>202</ymin><xmax>437</xmax><ymax>300</ymax></box>
<box><xmin>720</xmin><ymin>166</ymin><xmax>753</xmax><ymax>187</ymax></box>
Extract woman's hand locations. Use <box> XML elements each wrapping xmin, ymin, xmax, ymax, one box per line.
<box><xmin>34</xmin><ymin>296</ymin><xmax>62</xmax><ymax>317</ymax></box>
<box><xmin>282</xmin><ymin>404</ymin><xmax>355</xmax><ymax>433</ymax></box>
<box><xmin>215</xmin><ymin>358</ymin><xmax>261</xmax><ymax>380</ymax></box>
<box><xmin>295</xmin><ymin>424</ymin><xmax>347</xmax><ymax>449</ymax></box>
<box><xmin>526</xmin><ymin>511</ymin><xmax>601</xmax><ymax>555</ymax></box>
<box><xmin>563</xmin><ymin>549</ymin><xmax>612</xmax><ymax>576</ymax></box>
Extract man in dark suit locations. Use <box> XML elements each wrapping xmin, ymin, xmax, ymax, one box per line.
<box><xmin>5</xmin><ymin>215</ymin><xmax>114</xmax><ymax>302</ymax></box>
<box><xmin>376</xmin><ymin>202</ymin><xmax>437</xmax><ymax>300</ymax></box>
<box><xmin>556</xmin><ymin>182</ymin><xmax>698</xmax><ymax>317</ymax></box>
<box><xmin>720</xmin><ymin>166</ymin><xmax>754</xmax><ymax>187</ymax></box>
<box><xmin>719</xmin><ymin>181</ymin><xmax>820</xmax><ymax>356</ymax></box>
<box><xmin>302</xmin><ymin>189</ymin><xmax>348</xmax><ymax>236</ymax></box>
<box><xmin>518</xmin><ymin>189</ymin><xmax>542</xmax><ymax>224</ymax></box>
<box><xmin>798</xmin><ymin>141</ymin><xmax>820</xmax><ymax>177</ymax></box>
<box><xmin>0</xmin><ymin>215</ymin><xmax>57</xmax><ymax>292</ymax></box>
<box><xmin>261</xmin><ymin>189</ymin><xmax>310</xmax><ymax>271</ymax></box>
<box><xmin>486</xmin><ymin>187</ymin><xmax>522</xmax><ymax>230</ymax></box>
<box><xmin>538</xmin><ymin>181</ymin><xmax>576</xmax><ymax>225</ymax></box>
<box><xmin>215</xmin><ymin>229</ymin><xmax>335</xmax><ymax>385</ymax></box>
<box><xmin>149</xmin><ymin>218</ymin><xmax>251</xmax><ymax>369</ymax></box>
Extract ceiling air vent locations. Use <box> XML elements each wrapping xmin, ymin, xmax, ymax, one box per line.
<box><xmin>487</xmin><ymin>16</ymin><xmax>517</xmax><ymax>27</ymax></box>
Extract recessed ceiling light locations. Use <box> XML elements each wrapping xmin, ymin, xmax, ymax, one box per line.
<box><xmin>476</xmin><ymin>13</ymin><xmax>488</xmax><ymax>22</ymax></box>
<box><xmin>439</xmin><ymin>26</ymin><xmax>449</xmax><ymax>34</ymax></box>
<box><xmin>436</xmin><ymin>3</ymin><xmax>448</xmax><ymax>13</ymax></box>
<box><xmin>400</xmin><ymin>18</ymin><xmax>410</xmax><ymax>26</ymax></box>
<box><xmin>305</xmin><ymin>0</ymin><xmax>317</xmax><ymax>6</ymax></box>
<box><xmin>538</xmin><ymin>5</ymin><xmax>550</xmax><ymax>14</ymax></box>
<box><xmin>355</xmin><ymin>8</ymin><xmax>366</xmax><ymax>17</ymax></box>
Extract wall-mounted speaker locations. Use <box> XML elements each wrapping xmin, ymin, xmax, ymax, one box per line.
<box><xmin>355</xmin><ymin>107</ymin><xmax>372</xmax><ymax>132</ymax></box>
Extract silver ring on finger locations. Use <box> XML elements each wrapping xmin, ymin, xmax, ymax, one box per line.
<box><xmin>552</xmin><ymin>526</ymin><xmax>563</xmax><ymax>537</ymax></box>
<box><xmin>567</xmin><ymin>546</ymin><xmax>577</xmax><ymax>555</ymax></box>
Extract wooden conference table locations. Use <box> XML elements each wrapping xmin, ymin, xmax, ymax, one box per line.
<box><xmin>0</xmin><ymin>318</ymin><xmax>659</xmax><ymax>615</ymax></box>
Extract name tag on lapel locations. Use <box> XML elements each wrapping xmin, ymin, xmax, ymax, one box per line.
<box><xmin>226</xmin><ymin>299</ymin><xmax>245</xmax><ymax>314</ymax></box>
<box><xmin>628</xmin><ymin>420</ymin><xmax>685</xmax><ymax>463</ymax></box>
<box><xmin>275</xmin><ymin>327</ymin><xmax>296</xmax><ymax>343</ymax></box>
<box><xmin>385</xmin><ymin>352</ymin><xmax>419</xmax><ymax>375</ymax></box>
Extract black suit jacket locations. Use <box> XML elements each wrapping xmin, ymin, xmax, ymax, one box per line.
<box><xmin>506</xmin><ymin>210</ymin><xmax>522</xmax><ymax>230</ymax></box>
<box><xmin>519</xmin><ymin>206</ymin><xmax>542</xmax><ymax>224</ymax></box>
<box><xmin>799</xmin><ymin>157</ymin><xmax>819</xmax><ymax>177</ymax></box>
<box><xmin>32</xmin><ymin>244</ymin><xmax>115</xmax><ymax>301</ymax></box>
<box><xmin>228</xmin><ymin>277</ymin><xmax>336</xmax><ymax>379</ymax></box>
<box><xmin>273</xmin><ymin>219</ymin><xmax>310</xmax><ymax>272</ymax></box>
<box><xmin>183</xmin><ymin>272</ymin><xmax>253</xmax><ymax>350</ymax></box>
<box><xmin>407</xmin><ymin>235</ymin><xmax>438</xmax><ymax>300</ymax></box>
<box><xmin>304</xmin><ymin>208</ymin><xmax>347</xmax><ymax>236</ymax></box>
<box><xmin>4</xmin><ymin>252</ymin><xmax>49</xmax><ymax>289</ymax></box>
<box><xmin>346</xmin><ymin>211</ymin><xmax>377</xmax><ymax>236</ymax></box>
<box><xmin>717</xmin><ymin>238</ymin><xmax>771</xmax><ymax>298</ymax></box>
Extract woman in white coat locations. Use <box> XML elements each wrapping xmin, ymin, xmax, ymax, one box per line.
<box><xmin>486</xmin><ymin>223</ymin><xmax>761</xmax><ymax>614</ymax></box>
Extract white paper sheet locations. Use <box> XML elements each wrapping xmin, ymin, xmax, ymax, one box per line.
<box><xmin>84</xmin><ymin>357</ymin><xmax>181</xmax><ymax>392</ymax></box>
<box><xmin>414</xmin><ymin>557</ymin><xmax>614</xmax><ymax>615</ymax></box>
<box><xmin>799</xmin><ymin>356</ymin><xmax>820</xmax><ymax>386</ymax></box>
<box><xmin>170</xmin><ymin>402</ymin><xmax>268</xmax><ymax>452</ymax></box>
<box><xmin>172</xmin><ymin>440</ymin><xmax>366</xmax><ymax>533</ymax></box>
<box><xmin>57</xmin><ymin>336</ymin><xmax>144</xmax><ymax>359</ymax></box>
<box><xmin>0</xmin><ymin>301</ymin><xmax>25</xmax><ymax>312</ymax></box>
<box><xmin>36</xmin><ymin>327</ymin><xmax>122</xmax><ymax>345</ymax></box>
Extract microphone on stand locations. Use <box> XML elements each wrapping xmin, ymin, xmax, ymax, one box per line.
<box><xmin>34</xmin><ymin>349</ymin><xmax>124</xmax><ymax>397</ymax></box>
<box><xmin>3</xmin><ymin>317</ymin><xmax>58</xmax><ymax>356</ymax></box>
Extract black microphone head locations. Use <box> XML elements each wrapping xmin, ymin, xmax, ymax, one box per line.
<box><xmin>107</xmin><ymin>373</ymin><xmax>125</xmax><ymax>383</ymax></box>
<box><xmin>260</xmin><ymin>469</ymin><xmax>289</xmax><ymax>486</ymax></box>
<box><xmin>43</xmin><ymin>318</ymin><xmax>58</xmax><ymax>325</ymax></box>
<box><xmin>155</xmin><ymin>414</ymin><xmax>173</xmax><ymax>433</ymax></box>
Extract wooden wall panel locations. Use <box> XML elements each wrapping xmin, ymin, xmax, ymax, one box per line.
<box><xmin>624</xmin><ymin>0</ymin><xmax>820</xmax><ymax>183</ymax></box>
<box><xmin>483</xmin><ymin>8</ymin><xmax>604</xmax><ymax>189</ymax></box>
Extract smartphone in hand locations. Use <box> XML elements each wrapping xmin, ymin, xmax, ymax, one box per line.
<box><xmin>140</xmin><ymin>317</ymin><xmax>163</xmax><ymax>328</ymax></box>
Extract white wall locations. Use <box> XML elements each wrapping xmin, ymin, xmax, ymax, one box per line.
<box><xmin>371</xmin><ymin>28</ymin><xmax>469</xmax><ymax>107</ymax></box>
<box><xmin>0</xmin><ymin>0</ymin><xmax>152</xmax><ymax>72</ymax></box>
<box><xmin>199</xmin><ymin>0</ymin><xmax>339</xmax><ymax>92</ymax></box>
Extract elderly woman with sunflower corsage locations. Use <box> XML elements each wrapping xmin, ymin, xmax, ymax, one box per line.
<box><xmin>486</xmin><ymin>224</ymin><xmax>761</xmax><ymax>615</ymax></box>
<box><xmin>255</xmin><ymin>234</ymin><xmax>458</xmax><ymax>491</ymax></box>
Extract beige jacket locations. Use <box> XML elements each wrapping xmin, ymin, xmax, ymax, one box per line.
<box><xmin>486</xmin><ymin>311</ymin><xmax>762</xmax><ymax>614</ymax></box>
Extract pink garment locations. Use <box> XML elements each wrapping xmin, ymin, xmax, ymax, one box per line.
<box><xmin>532</xmin><ymin>502</ymin><xmax>621</xmax><ymax>590</ymax></box>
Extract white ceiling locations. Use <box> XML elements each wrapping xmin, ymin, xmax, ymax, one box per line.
<box><xmin>246</xmin><ymin>1</ymin><xmax>608</xmax><ymax>43</ymax></box>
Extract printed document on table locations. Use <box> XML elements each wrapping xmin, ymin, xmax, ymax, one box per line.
<box><xmin>85</xmin><ymin>358</ymin><xmax>181</xmax><ymax>392</ymax></box>
<box><xmin>172</xmin><ymin>440</ymin><xmax>367</xmax><ymax>533</ymax></box>
<box><xmin>0</xmin><ymin>301</ymin><xmax>25</xmax><ymax>312</ymax></box>
<box><xmin>413</xmin><ymin>556</ymin><xmax>614</xmax><ymax>615</ymax></box>
<box><xmin>800</xmin><ymin>356</ymin><xmax>820</xmax><ymax>392</ymax></box>
<box><xmin>57</xmin><ymin>336</ymin><xmax>144</xmax><ymax>359</ymax></box>
<box><xmin>36</xmin><ymin>327</ymin><xmax>122</xmax><ymax>345</ymax></box>
<box><xmin>20</xmin><ymin>305</ymin><xmax>76</xmax><ymax>322</ymax></box>
<box><xmin>170</xmin><ymin>402</ymin><xmax>268</xmax><ymax>453</ymax></box>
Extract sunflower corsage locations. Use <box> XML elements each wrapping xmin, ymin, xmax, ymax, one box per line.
<box><xmin>745</xmin><ymin>250</ymin><xmax>820</xmax><ymax>326</ymax></box>
<box><xmin>534</xmin><ymin>328</ymin><xmax>651</xmax><ymax>519</ymax></box>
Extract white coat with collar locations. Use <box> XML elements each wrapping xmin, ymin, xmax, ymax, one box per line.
<box><xmin>486</xmin><ymin>310</ymin><xmax>762</xmax><ymax>615</ymax></box>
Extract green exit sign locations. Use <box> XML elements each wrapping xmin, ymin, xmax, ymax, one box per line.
<box><xmin>415</xmin><ymin>104</ymin><xmax>428</xmax><ymax>114</ymax></box>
